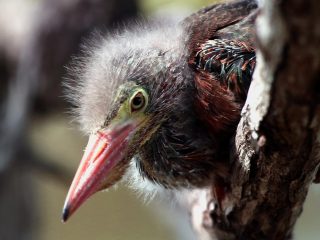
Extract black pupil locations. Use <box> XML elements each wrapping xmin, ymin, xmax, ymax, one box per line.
<box><xmin>133</xmin><ymin>96</ymin><xmax>142</xmax><ymax>106</ymax></box>
<box><xmin>132</xmin><ymin>93</ymin><xmax>144</xmax><ymax>109</ymax></box>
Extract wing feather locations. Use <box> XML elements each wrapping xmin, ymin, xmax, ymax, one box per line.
<box><xmin>183</xmin><ymin>0</ymin><xmax>258</xmax><ymax>134</ymax></box>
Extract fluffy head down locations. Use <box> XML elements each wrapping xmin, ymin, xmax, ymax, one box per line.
<box><xmin>66</xmin><ymin>20</ymin><xmax>186</xmax><ymax>134</ymax></box>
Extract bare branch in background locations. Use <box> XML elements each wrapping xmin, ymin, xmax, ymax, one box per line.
<box><xmin>0</xmin><ymin>0</ymin><xmax>138</xmax><ymax>239</ymax></box>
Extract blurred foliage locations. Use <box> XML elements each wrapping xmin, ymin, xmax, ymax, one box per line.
<box><xmin>139</xmin><ymin>0</ymin><xmax>222</xmax><ymax>13</ymax></box>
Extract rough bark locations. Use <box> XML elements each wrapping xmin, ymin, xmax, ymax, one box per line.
<box><xmin>190</xmin><ymin>0</ymin><xmax>320</xmax><ymax>239</ymax></box>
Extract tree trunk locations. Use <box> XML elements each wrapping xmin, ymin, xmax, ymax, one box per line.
<box><xmin>190</xmin><ymin>0</ymin><xmax>320</xmax><ymax>239</ymax></box>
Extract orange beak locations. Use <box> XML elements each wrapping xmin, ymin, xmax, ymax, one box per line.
<box><xmin>62</xmin><ymin>122</ymin><xmax>136</xmax><ymax>222</ymax></box>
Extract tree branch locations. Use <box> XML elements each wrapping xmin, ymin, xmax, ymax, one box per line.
<box><xmin>190</xmin><ymin>0</ymin><xmax>320</xmax><ymax>239</ymax></box>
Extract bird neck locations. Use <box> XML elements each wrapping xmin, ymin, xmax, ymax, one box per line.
<box><xmin>138</xmin><ymin>99</ymin><xmax>227</xmax><ymax>189</ymax></box>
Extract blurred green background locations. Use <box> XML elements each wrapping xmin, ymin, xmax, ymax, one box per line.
<box><xmin>29</xmin><ymin>115</ymin><xmax>178</xmax><ymax>240</ymax></box>
<box><xmin>1</xmin><ymin>0</ymin><xmax>319</xmax><ymax>240</ymax></box>
<box><xmin>29</xmin><ymin>114</ymin><xmax>320</xmax><ymax>240</ymax></box>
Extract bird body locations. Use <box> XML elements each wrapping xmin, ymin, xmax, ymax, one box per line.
<box><xmin>63</xmin><ymin>0</ymin><xmax>258</xmax><ymax>221</ymax></box>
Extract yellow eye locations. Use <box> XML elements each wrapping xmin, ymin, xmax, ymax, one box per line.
<box><xmin>130</xmin><ymin>91</ymin><xmax>147</xmax><ymax>112</ymax></box>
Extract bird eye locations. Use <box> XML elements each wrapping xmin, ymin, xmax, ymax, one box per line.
<box><xmin>130</xmin><ymin>91</ymin><xmax>146</xmax><ymax>112</ymax></box>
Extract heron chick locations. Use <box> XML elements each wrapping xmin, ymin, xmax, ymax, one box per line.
<box><xmin>63</xmin><ymin>0</ymin><xmax>258</xmax><ymax>221</ymax></box>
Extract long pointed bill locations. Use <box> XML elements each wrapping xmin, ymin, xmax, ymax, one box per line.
<box><xmin>62</xmin><ymin>122</ymin><xmax>136</xmax><ymax>222</ymax></box>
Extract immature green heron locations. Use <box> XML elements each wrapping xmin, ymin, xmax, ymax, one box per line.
<box><xmin>63</xmin><ymin>0</ymin><xmax>257</xmax><ymax>221</ymax></box>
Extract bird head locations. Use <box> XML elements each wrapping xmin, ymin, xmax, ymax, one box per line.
<box><xmin>62</xmin><ymin>24</ymin><xmax>188</xmax><ymax>221</ymax></box>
